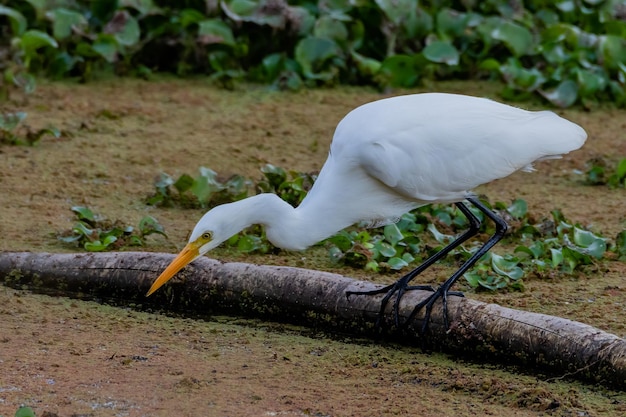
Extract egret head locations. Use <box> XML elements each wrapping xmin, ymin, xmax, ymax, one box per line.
<box><xmin>146</xmin><ymin>204</ymin><xmax>244</xmax><ymax>296</ymax></box>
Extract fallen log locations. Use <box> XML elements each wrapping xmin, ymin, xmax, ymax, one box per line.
<box><xmin>0</xmin><ymin>251</ymin><xmax>624</xmax><ymax>389</ymax></box>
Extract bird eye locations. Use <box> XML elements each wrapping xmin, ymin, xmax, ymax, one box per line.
<box><xmin>201</xmin><ymin>232</ymin><xmax>213</xmax><ymax>241</ymax></box>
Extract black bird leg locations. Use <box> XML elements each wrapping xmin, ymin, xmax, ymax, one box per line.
<box><xmin>346</xmin><ymin>197</ymin><xmax>508</xmax><ymax>333</ymax></box>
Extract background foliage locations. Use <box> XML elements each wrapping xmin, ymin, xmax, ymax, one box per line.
<box><xmin>1</xmin><ymin>0</ymin><xmax>625</xmax><ymax>106</ymax></box>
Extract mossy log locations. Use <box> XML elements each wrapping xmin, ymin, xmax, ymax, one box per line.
<box><xmin>0</xmin><ymin>251</ymin><xmax>624</xmax><ymax>389</ymax></box>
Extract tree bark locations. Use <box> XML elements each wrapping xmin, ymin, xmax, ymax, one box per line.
<box><xmin>0</xmin><ymin>251</ymin><xmax>624</xmax><ymax>389</ymax></box>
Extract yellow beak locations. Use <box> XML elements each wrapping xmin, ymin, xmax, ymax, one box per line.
<box><xmin>146</xmin><ymin>243</ymin><xmax>199</xmax><ymax>296</ymax></box>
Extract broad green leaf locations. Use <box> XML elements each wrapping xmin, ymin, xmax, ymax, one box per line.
<box><xmin>173</xmin><ymin>173</ymin><xmax>194</xmax><ymax>193</ymax></box>
<box><xmin>155</xmin><ymin>173</ymin><xmax>174</xmax><ymax>192</ymax></box>
<box><xmin>350</xmin><ymin>51</ymin><xmax>381</xmax><ymax>77</ymax></box>
<box><xmin>514</xmin><ymin>245</ymin><xmax>535</xmax><ymax>258</ymax></box>
<box><xmin>198</xmin><ymin>167</ymin><xmax>222</xmax><ymax>186</ymax></box>
<box><xmin>179</xmin><ymin>8</ymin><xmax>206</xmax><ymax>28</ymax></box>
<box><xmin>507</xmin><ymin>199</ymin><xmax>527</xmax><ymax>218</ymax></box>
<box><xmin>599</xmin><ymin>35</ymin><xmax>626</xmax><ymax>70</ymax></box>
<box><xmin>427</xmin><ymin>223</ymin><xmax>453</xmax><ymax>245</ymax></box>
<box><xmin>122</xmin><ymin>0</ymin><xmax>161</xmax><ymax>17</ymax></box>
<box><xmin>388</xmin><ymin>257</ymin><xmax>408</xmax><ymax>270</ymax></box>
<box><xmin>423</xmin><ymin>41</ymin><xmax>459</xmax><ymax>66</ymax></box>
<box><xmin>480</xmin><ymin>58</ymin><xmax>501</xmax><ymax>71</ymax></box>
<box><xmin>327</xmin><ymin>232</ymin><xmax>353</xmax><ymax>252</ymax></box>
<box><xmin>328</xmin><ymin>246</ymin><xmax>343</xmax><ymax>262</ymax></box>
<box><xmin>19</xmin><ymin>30</ymin><xmax>59</xmax><ymax>56</ymax></box>
<box><xmin>491</xmin><ymin>21</ymin><xmax>534</xmax><ymax>56</ymax></box>
<box><xmin>190</xmin><ymin>179</ymin><xmax>212</xmax><ymax>204</ymax></box>
<box><xmin>572</xmin><ymin>227</ymin><xmax>606</xmax><ymax>258</ymax></box>
<box><xmin>139</xmin><ymin>216</ymin><xmax>167</xmax><ymax>237</ymax></box>
<box><xmin>198</xmin><ymin>19</ymin><xmax>235</xmax><ymax>46</ymax></box>
<box><xmin>378</xmin><ymin>54</ymin><xmax>420</xmax><ymax>88</ymax></box>
<box><xmin>375</xmin><ymin>0</ymin><xmax>415</xmax><ymax>26</ymax></box>
<box><xmin>491</xmin><ymin>253</ymin><xmax>524</xmax><ymax>280</ymax></box>
<box><xmin>500</xmin><ymin>57</ymin><xmax>545</xmax><ymax>91</ymax></box>
<box><xmin>436</xmin><ymin>8</ymin><xmax>469</xmax><ymax>40</ymax></box>
<box><xmin>0</xmin><ymin>5</ymin><xmax>27</xmax><ymax>35</ymax></box>
<box><xmin>576</xmin><ymin>68</ymin><xmax>607</xmax><ymax>97</ymax></box>
<box><xmin>92</xmin><ymin>34</ymin><xmax>118</xmax><ymax>62</ymax></box>
<box><xmin>0</xmin><ymin>112</ymin><xmax>26</xmax><ymax>131</ymax></box>
<box><xmin>46</xmin><ymin>8</ymin><xmax>87</xmax><ymax>40</ymax></box>
<box><xmin>15</xmin><ymin>406</ymin><xmax>36</xmax><ymax>417</ymax></box>
<box><xmin>113</xmin><ymin>13</ymin><xmax>140</xmax><ymax>46</ymax></box>
<box><xmin>464</xmin><ymin>271</ymin><xmax>480</xmax><ymax>288</ymax></box>
<box><xmin>85</xmin><ymin>235</ymin><xmax>117</xmax><ymax>251</ymax></box>
<box><xmin>314</xmin><ymin>15</ymin><xmax>348</xmax><ymax>46</ymax></box>
<box><xmin>261</xmin><ymin>164</ymin><xmax>287</xmax><ymax>190</ymax></box>
<box><xmin>374</xmin><ymin>241</ymin><xmax>396</xmax><ymax>258</ymax></box>
<box><xmin>550</xmin><ymin>248</ymin><xmax>563</xmax><ymax>268</ymax></box>
<box><xmin>383</xmin><ymin>223</ymin><xmax>403</xmax><ymax>246</ymax></box>
<box><xmin>237</xmin><ymin>235</ymin><xmax>263</xmax><ymax>252</ymax></box>
<box><xmin>261</xmin><ymin>53</ymin><xmax>284</xmax><ymax>80</ymax></box>
<box><xmin>73</xmin><ymin>222</ymin><xmax>93</xmax><ymax>236</ymax></box>
<box><xmin>294</xmin><ymin>36</ymin><xmax>341</xmax><ymax>81</ymax></box>
<box><xmin>540</xmin><ymin>80</ymin><xmax>578</xmax><ymax>107</ymax></box>
<box><xmin>71</xmin><ymin>206</ymin><xmax>95</xmax><ymax>222</ymax></box>
<box><xmin>229</xmin><ymin>0</ymin><xmax>257</xmax><ymax>15</ymax></box>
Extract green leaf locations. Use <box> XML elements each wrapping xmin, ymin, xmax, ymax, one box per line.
<box><xmin>0</xmin><ymin>112</ymin><xmax>27</xmax><ymax>132</ymax></box>
<box><xmin>92</xmin><ymin>34</ymin><xmax>118</xmax><ymax>63</ymax></box>
<box><xmin>72</xmin><ymin>221</ymin><xmax>94</xmax><ymax>237</ymax></box>
<box><xmin>85</xmin><ymin>235</ymin><xmax>117</xmax><ymax>251</ymax></box>
<box><xmin>46</xmin><ymin>8</ymin><xmax>87</xmax><ymax>40</ymax></box>
<box><xmin>350</xmin><ymin>51</ymin><xmax>381</xmax><ymax>77</ymax></box>
<box><xmin>540</xmin><ymin>80</ymin><xmax>578</xmax><ymax>107</ymax></box>
<box><xmin>427</xmin><ymin>223</ymin><xmax>453</xmax><ymax>245</ymax></box>
<box><xmin>113</xmin><ymin>13</ymin><xmax>140</xmax><ymax>47</ymax></box>
<box><xmin>19</xmin><ymin>30</ymin><xmax>59</xmax><ymax>56</ymax></box>
<box><xmin>388</xmin><ymin>257</ymin><xmax>409</xmax><ymax>270</ymax></box>
<box><xmin>491</xmin><ymin>253</ymin><xmax>523</xmax><ymax>280</ymax></box>
<box><xmin>179</xmin><ymin>8</ymin><xmax>206</xmax><ymax>28</ymax></box>
<box><xmin>491</xmin><ymin>21</ymin><xmax>534</xmax><ymax>56</ymax></box>
<box><xmin>383</xmin><ymin>223</ymin><xmax>404</xmax><ymax>246</ymax></box>
<box><xmin>422</xmin><ymin>41</ymin><xmax>459</xmax><ymax>66</ymax></box>
<box><xmin>599</xmin><ymin>35</ymin><xmax>626</xmax><ymax>70</ymax></box>
<box><xmin>507</xmin><ymin>199</ymin><xmax>527</xmax><ymax>218</ymax></box>
<box><xmin>0</xmin><ymin>5</ymin><xmax>27</xmax><ymax>35</ymax></box>
<box><xmin>71</xmin><ymin>206</ymin><xmax>95</xmax><ymax>222</ymax></box>
<box><xmin>550</xmin><ymin>248</ymin><xmax>563</xmax><ymax>268</ymax></box>
<box><xmin>15</xmin><ymin>406</ymin><xmax>36</xmax><ymax>417</ymax></box>
<box><xmin>576</xmin><ymin>68</ymin><xmax>608</xmax><ymax>97</ymax></box>
<box><xmin>374</xmin><ymin>241</ymin><xmax>397</xmax><ymax>258</ymax></box>
<box><xmin>327</xmin><ymin>232</ymin><xmax>353</xmax><ymax>252</ymax></box>
<box><xmin>237</xmin><ymin>235</ymin><xmax>265</xmax><ymax>253</ymax></box>
<box><xmin>378</xmin><ymin>54</ymin><xmax>420</xmax><ymax>88</ymax></box>
<box><xmin>572</xmin><ymin>227</ymin><xmax>606</xmax><ymax>258</ymax></box>
<box><xmin>375</xmin><ymin>0</ymin><xmax>416</xmax><ymax>26</ymax></box>
<box><xmin>173</xmin><ymin>174</ymin><xmax>194</xmax><ymax>193</ymax></box>
<box><xmin>436</xmin><ymin>8</ymin><xmax>470</xmax><ymax>40</ymax></box>
<box><xmin>198</xmin><ymin>19</ymin><xmax>235</xmax><ymax>46</ymax></box>
<box><xmin>261</xmin><ymin>164</ymin><xmax>287</xmax><ymax>189</ymax></box>
<box><xmin>139</xmin><ymin>216</ymin><xmax>167</xmax><ymax>237</ymax></box>
<box><xmin>314</xmin><ymin>15</ymin><xmax>348</xmax><ymax>45</ymax></box>
<box><xmin>464</xmin><ymin>271</ymin><xmax>481</xmax><ymax>288</ymax></box>
<box><xmin>294</xmin><ymin>36</ymin><xmax>341</xmax><ymax>81</ymax></box>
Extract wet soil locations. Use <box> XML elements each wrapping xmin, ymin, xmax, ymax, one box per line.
<box><xmin>0</xmin><ymin>79</ymin><xmax>625</xmax><ymax>416</ymax></box>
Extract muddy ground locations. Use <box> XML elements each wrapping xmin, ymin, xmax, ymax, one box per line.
<box><xmin>0</xmin><ymin>79</ymin><xmax>625</xmax><ymax>416</ymax></box>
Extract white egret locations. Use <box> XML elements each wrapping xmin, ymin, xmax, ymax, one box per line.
<box><xmin>147</xmin><ymin>93</ymin><xmax>587</xmax><ymax>332</ymax></box>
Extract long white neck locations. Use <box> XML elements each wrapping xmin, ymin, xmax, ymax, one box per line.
<box><xmin>238</xmin><ymin>193</ymin><xmax>355</xmax><ymax>251</ymax></box>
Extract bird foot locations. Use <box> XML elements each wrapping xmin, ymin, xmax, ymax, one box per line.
<box><xmin>346</xmin><ymin>281</ymin><xmax>463</xmax><ymax>334</ymax></box>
